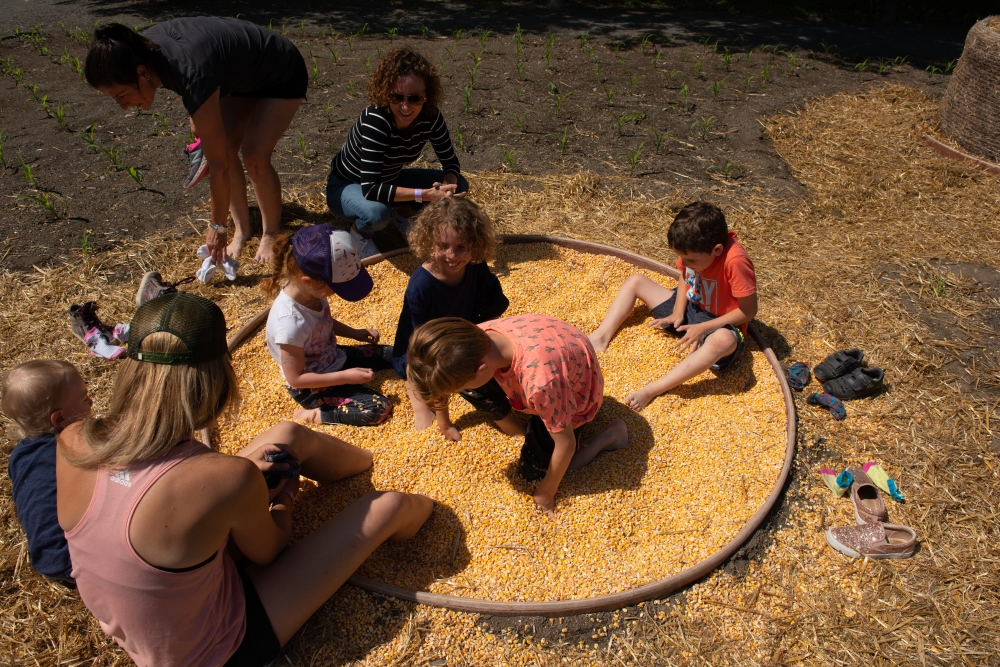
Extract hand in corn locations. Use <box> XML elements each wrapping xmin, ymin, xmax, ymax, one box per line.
<box><xmin>218</xmin><ymin>244</ymin><xmax>787</xmax><ymax>602</ymax></box>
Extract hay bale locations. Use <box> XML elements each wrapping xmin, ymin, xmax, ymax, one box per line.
<box><xmin>940</xmin><ymin>17</ymin><xmax>1000</xmax><ymax>162</ymax></box>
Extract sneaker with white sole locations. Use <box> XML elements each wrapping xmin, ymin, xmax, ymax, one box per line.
<box><xmin>390</xmin><ymin>208</ymin><xmax>412</xmax><ymax>238</ymax></box>
<box><xmin>68</xmin><ymin>302</ymin><xmax>114</xmax><ymax>342</ymax></box>
<box><xmin>350</xmin><ymin>226</ymin><xmax>381</xmax><ymax>259</ymax></box>
<box><xmin>183</xmin><ymin>139</ymin><xmax>210</xmax><ymax>189</ymax></box>
<box><xmin>136</xmin><ymin>272</ymin><xmax>196</xmax><ymax>307</ymax></box>
<box><xmin>825</xmin><ymin>522</ymin><xmax>916</xmax><ymax>559</ymax></box>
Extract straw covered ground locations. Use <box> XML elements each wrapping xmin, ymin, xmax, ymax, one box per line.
<box><xmin>218</xmin><ymin>245</ymin><xmax>787</xmax><ymax>602</ymax></box>
<box><xmin>2</xmin><ymin>83</ymin><xmax>999</xmax><ymax>665</ymax></box>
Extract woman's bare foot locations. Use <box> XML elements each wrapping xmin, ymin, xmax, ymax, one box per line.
<box><xmin>255</xmin><ymin>232</ymin><xmax>278</xmax><ymax>264</ymax></box>
<box><xmin>293</xmin><ymin>408</ymin><xmax>322</xmax><ymax>423</ymax></box>
<box><xmin>226</xmin><ymin>230</ymin><xmax>247</xmax><ymax>261</ymax></box>
<box><xmin>588</xmin><ymin>329</ymin><xmax>612</xmax><ymax>353</ymax></box>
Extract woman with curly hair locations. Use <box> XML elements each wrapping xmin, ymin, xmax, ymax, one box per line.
<box><xmin>85</xmin><ymin>18</ymin><xmax>307</xmax><ymax>266</ymax></box>
<box><xmin>327</xmin><ymin>46</ymin><xmax>467</xmax><ymax>258</ymax></box>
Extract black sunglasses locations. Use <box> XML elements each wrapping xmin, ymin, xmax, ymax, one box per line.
<box><xmin>390</xmin><ymin>93</ymin><xmax>426</xmax><ymax>104</ymax></box>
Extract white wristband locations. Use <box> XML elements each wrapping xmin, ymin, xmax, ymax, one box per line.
<box><xmin>414</xmin><ymin>188</ymin><xmax>423</xmax><ymax>203</ymax></box>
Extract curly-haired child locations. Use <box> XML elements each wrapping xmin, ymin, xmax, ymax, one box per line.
<box><xmin>589</xmin><ymin>202</ymin><xmax>758</xmax><ymax>410</ymax></box>
<box><xmin>1</xmin><ymin>360</ymin><xmax>94</xmax><ymax>581</ymax></box>
<box><xmin>263</xmin><ymin>224</ymin><xmax>394</xmax><ymax>426</ymax></box>
<box><xmin>407</xmin><ymin>316</ymin><xmax>628</xmax><ymax>517</ymax></box>
<box><xmin>391</xmin><ymin>197</ymin><xmax>517</xmax><ymax>437</ymax></box>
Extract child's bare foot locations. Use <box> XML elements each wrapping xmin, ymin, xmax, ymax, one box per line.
<box><xmin>293</xmin><ymin>408</ymin><xmax>322</xmax><ymax>423</ymax></box>
<box><xmin>226</xmin><ymin>230</ymin><xmax>247</xmax><ymax>261</ymax></box>
<box><xmin>255</xmin><ymin>232</ymin><xmax>278</xmax><ymax>264</ymax></box>
<box><xmin>625</xmin><ymin>388</ymin><xmax>655</xmax><ymax>411</ymax></box>
<box><xmin>588</xmin><ymin>329</ymin><xmax>612</xmax><ymax>353</ymax></box>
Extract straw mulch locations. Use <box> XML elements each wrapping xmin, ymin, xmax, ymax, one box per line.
<box><xmin>1</xmin><ymin>83</ymin><xmax>998</xmax><ymax>665</ymax></box>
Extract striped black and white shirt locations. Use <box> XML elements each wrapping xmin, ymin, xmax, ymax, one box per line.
<box><xmin>330</xmin><ymin>105</ymin><xmax>461</xmax><ymax>204</ymax></box>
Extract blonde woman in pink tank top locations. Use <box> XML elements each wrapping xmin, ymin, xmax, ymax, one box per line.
<box><xmin>56</xmin><ymin>293</ymin><xmax>433</xmax><ymax>667</ymax></box>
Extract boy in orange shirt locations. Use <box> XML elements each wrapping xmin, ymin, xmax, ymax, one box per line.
<box><xmin>407</xmin><ymin>315</ymin><xmax>628</xmax><ymax>517</ymax></box>
<box><xmin>590</xmin><ymin>202</ymin><xmax>758</xmax><ymax>410</ymax></box>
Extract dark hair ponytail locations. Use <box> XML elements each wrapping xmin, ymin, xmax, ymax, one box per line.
<box><xmin>85</xmin><ymin>23</ymin><xmax>161</xmax><ymax>89</ymax></box>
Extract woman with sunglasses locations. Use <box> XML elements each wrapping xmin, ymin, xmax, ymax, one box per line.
<box><xmin>326</xmin><ymin>47</ymin><xmax>467</xmax><ymax>258</ymax></box>
<box><xmin>85</xmin><ymin>19</ymin><xmax>306</xmax><ymax>267</ymax></box>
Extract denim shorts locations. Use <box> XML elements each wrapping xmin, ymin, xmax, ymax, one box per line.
<box><xmin>650</xmin><ymin>295</ymin><xmax>745</xmax><ymax>371</ymax></box>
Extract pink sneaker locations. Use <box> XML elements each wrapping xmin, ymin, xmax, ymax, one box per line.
<box><xmin>825</xmin><ymin>522</ymin><xmax>916</xmax><ymax>559</ymax></box>
<box><xmin>846</xmin><ymin>465</ymin><xmax>888</xmax><ymax>525</ymax></box>
<box><xmin>183</xmin><ymin>138</ymin><xmax>209</xmax><ymax>189</ymax></box>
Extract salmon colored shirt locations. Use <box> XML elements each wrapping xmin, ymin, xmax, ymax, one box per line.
<box><xmin>481</xmin><ymin>314</ymin><xmax>604</xmax><ymax>433</ymax></box>
<box><xmin>675</xmin><ymin>231</ymin><xmax>757</xmax><ymax>333</ymax></box>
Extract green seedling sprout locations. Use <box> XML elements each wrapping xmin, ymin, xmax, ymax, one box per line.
<box><xmin>516</xmin><ymin>87</ymin><xmax>525</xmax><ymax>102</ymax></box>
<box><xmin>478</xmin><ymin>28</ymin><xmax>492</xmax><ymax>50</ymax></box>
<box><xmin>610</xmin><ymin>40</ymin><xmax>622</xmax><ymax>54</ymax></box>
<box><xmin>721</xmin><ymin>49</ymin><xmax>734</xmax><ymax>69</ymax></box>
<box><xmin>463</xmin><ymin>84</ymin><xmax>473</xmax><ymax>112</ymax></box>
<box><xmin>326</xmin><ymin>46</ymin><xmax>340</xmax><ymax>63</ymax></box>
<box><xmin>420</xmin><ymin>24</ymin><xmax>429</xmax><ymax>38</ymax></box>
<box><xmin>711</xmin><ymin>76</ymin><xmax>729</xmax><ymax>99</ymax></box>
<box><xmin>386</xmin><ymin>27</ymin><xmax>398</xmax><ymax>41</ymax></box>
<box><xmin>51</xmin><ymin>104</ymin><xmax>67</xmax><ymax>128</ymax></box>
<box><xmin>126</xmin><ymin>166</ymin><xmax>143</xmax><ymax>186</ymax></box>
<box><xmin>20</xmin><ymin>157</ymin><xmax>38</xmax><ymax>187</ymax></box>
<box><xmin>746</xmin><ymin>49</ymin><xmax>753</xmax><ymax>64</ymax></box>
<box><xmin>648</xmin><ymin>127</ymin><xmax>670</xmax><ymax>153</ymax></box>
<box><xmin>595</xmin><ymin>63</ymin><xmax>604</xmax><ymax>82</ymax></box>
<box><xmin>72</xmin><ymin>26</ymin><xmax>89</xmax><ymax>46</ymax></box>
<box><xmin>323</xmin><ymin>98</ymin><xmax>333</xmax><ymax>122</ymax></box>
<box><xmin>311</xmin><ymin>57</ymin><xmax>320</xmax><ymax>84</ymax></box>
<box><xmin>652</xmin><ymin>48</ymin><xmax>662</xmax><ymax>68</ymax></box>
<box><xmin>364</xmin><ymin>54</ymin><xmax>373</xmax><ymax>73</ymax></box>
<box><xmin>297</xmin><ymin>132</ymin><xmax>308</xmax><ymax>159</ymax></box>
<box><xmin>626</xmin><ymin>73</ymin><xmax>640</xmax><ymax>94</ymax></box>
<box><xmin>347</xmin><ymin>81</ymin><xmax>356</xmax><ymax>97</ymax></box>
<box><xmin>515</xmin><ymin>61</ymin><xmax>524</xmax><ymax>79</ymax></box>
<box><xmin>820</xmin><ymin>41</ymin><xmax>837</xmax><ymax>55</ymax></box>
<box><xmin>743</xmin><ymin>74</ymin><xmax>756</xmax><ymax>92</ymax></box>
<box><xmin>691</xmin><ymin>115</ymin><xmax>717</xmax><ymax>141</ymax></box>
<box><xmin>587</xmin><ymin>45</ymin><xmax>596</xmax><ymax>62</ymax></box>
<box><xmin>678</xmin><ymin>84</ymin><xmax>689</xmax><ymax>108</ymax></box>
<box><xmin>545</xmin><ymin>43</ymin><xmax>553</xmax><ymax>68</ymax></box>
<box><xmin>665</xmin><ymin>69</ymin><xmax>682</xmax><ymax>83</ymax></box>
<box><xmin>578</xmin><ymin>31</ymin><xmax>589</xmax><ymax>48</ymax></box>
<box><xmin>693</xmin><ymin>58</ymin><xmax>700</xmax><ymax>77</ymax></box>
<box><xmin>547</xmin><ymin>128</ymin><xmax>569</xmax><ymax>154</ymax></box>
<box><xmin>299</xmin><ymin>20</ymin><xmax>307</xmax><ymax>37</ymax></box>
<box><xmin>622</xmin><ymin>140</ymin><xmax>646</xmax><ymax>175</ymax></box>
<box><xmin>640</xmin><ymin>34</ymin><xmax>653</xmax><ymax>54</ymax></box>
<box><xmin>760</xmin><ymin>65</ymin><xmax>772</xmax><ymax>87</ymax></box>
<box><xmin>346</xmin><ymin>34</ymin><xmax>354</xmax><ymax>50</ymax></box>
<box><xmin>854</xmin><ymin>59</ymin><xmax>869</xmax><ymax>74</ymax></box>
<box><xmin>438</xmin><ymin>56</ymin><xmax>446</xmax><ymax>73</ymax></box>
<box><xmin>944</xmin><ymin>59</ymin><xmax>956</xmax><ymax>74</ymax></box>
<box><xmin>553</xmin><ymin>90</ymin><xmax>574</xmax><ymax>114</ymax></box>
<box><xmin>453</xmin><ymin>28</ymin><xmax>465</xmax><ymax>41</ymax></box>
<box><xmin>610</xmin><ymin>110</ymin><xmax>645</xmax><ymax>135</ymax></box>
<box><xmin>356</xmin><ymin>23</ymin><xmax>368</xmax><ymax>38</ymax></box>
<box><xmin>455</xmin><ymin>126</ymin><xmax>466</xmax><ymax>151</ymax></box>
<box><xmin>19</xmin><ymin>192</ymin><xmax>65</xmax><ymax>219</ymax></box>
<box><xmin>893</xmin><ymin>55</ymin><xmax>908</xmax><ymax>66</ymax></box>
<box><xmin>602</xmin><ymin>85</ymin><xmax>616</xmax><ymax>106</ymax></box>
<box><xmin>446</xmin><ymin>44</ymin><xmax>456</xmax><ymax>60</ymax></box>
<box><xmin>82</xmin><ymin>122</ymin><xmax>97</xmax><ymax>147</ymax></box>
<box><xmin>877</xmin><ymin>58</ymin><xmax>890</xmax><ymax>75</ymax></box>
<box><xmin>497</xmin><ymin>146</ymin><xmax>518</xmax><ymax>172</ymax></box>
<box><xmin>513</xmin><ymin>113</ymin><xmax>527</xmax><ymax>132</ymax></box>
<box><xmin>787</xmin><ymin>52</ymin><xmax>798</xmax><ymax>68</ymax></box>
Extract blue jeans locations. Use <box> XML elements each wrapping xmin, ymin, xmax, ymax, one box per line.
<box><xmin>326</xmin><ymin>168</ymin><xmax>470</xmax><ymax>238</ymax></box>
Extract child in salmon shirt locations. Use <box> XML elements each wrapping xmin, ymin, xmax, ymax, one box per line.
<box><xmin>407</xmin><ymin>315</ymin><xmax>628</xmax><ymax>517</ymax></box>
<box><xmin>589</xmin><ymin>202</ymin><xmax>758</xmax><ymax>410</ymax></box>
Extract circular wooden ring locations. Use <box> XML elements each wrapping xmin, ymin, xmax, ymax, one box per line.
<box><xmin>227</xmin><ymin>234</ymin><xmax>797</xmax><ymax>617</ymax></box>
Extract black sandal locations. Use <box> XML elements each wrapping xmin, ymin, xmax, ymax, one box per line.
<box><xmin>822</xmin><ymin>367</ymin><xmax>884</xmax><ymax>400</ymax></box>
<box><xmin>813</xmin><ymin>349</ymin><xmax>864</xmax><ymax>382</ymax></box>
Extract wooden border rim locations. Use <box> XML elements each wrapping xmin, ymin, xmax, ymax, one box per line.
<box><xmin>227</xmin><ymin>234</ymin><xmax>797</xmax><ymax>617</ymax></box>
<box><xmin>924</xmin><ymin>134</ymin><xmax>1000</xmax><ymax>175</ymax></box>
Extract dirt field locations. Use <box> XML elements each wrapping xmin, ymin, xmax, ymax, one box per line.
<box><xmin>2</xmin><ymin>7</ymin><xmax>999</xmax><ymax>667</ymax></box>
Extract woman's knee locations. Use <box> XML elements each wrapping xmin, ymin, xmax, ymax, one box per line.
<box><xmin>353</xmin><ymin>208</ymin><xmax>390</xmax><ymax>235</ymax></box>
<box><xmin>361</xmin><ymin>491</ymin><xmax>433</xmax><ymax>538</ymax></box>
<box><xmin>240</xmin><ymin>145</ymin><xmax>273</xmax><ymax>175</ymax></box>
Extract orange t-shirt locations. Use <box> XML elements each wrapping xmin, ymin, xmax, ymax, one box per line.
<box><xmin>674</xmin><ymin>231</ymin><xmax>757</xmax><ymax>333</ymax></box>
<box><xmin>480</xmin><ymin>314</ymin><xmax>603</xmax><ymax>433</ymax></box>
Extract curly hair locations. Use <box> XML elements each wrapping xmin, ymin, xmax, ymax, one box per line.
<box><xmin>366</xmin><ymin>46</ymin><xmax>442</xmax><ymax>115</ymax></box>
<box><xmin>260</xmin><ymin>234</ymin><xmax>304</xmax><ymax>297</ymax></box>
<box><xmin>408</xmin><ymin>197</ymin><xmax>496</xmax><ymax>264</ymax></box>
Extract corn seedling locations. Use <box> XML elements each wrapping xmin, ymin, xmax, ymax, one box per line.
<box><xmin>82</xmin><ymin>122</ymin><xmax>97</xmax><ymax>147</ymax></box>
<box><xmin>648</xmin><ymin>128</ymin><xmax>670</xmax><ymax>153</ymax></box>
<box><xmin>278</xmin><ymin>23</ymin><xmax>287</xmax><ymax>36</ymax></box>
<box><xmin>746</xmin><ymin>49</ymin><xmax>754</xmax><ymax>63</ymax></box>
<box><xmin>652</xmin><ymin>48</ymin><xmax>662</xmax><ymax>68</ymax></box>
<box><xmin>326</xmin><ymin>46</ymin><xmax>340</xmax><ymax>63</ymax></box>
<box><xmin>515</xmin><ymin>61</ymin><xmax>524</xmax><ymax>79</ymax></box>
<box><xmin>786</xmin><ymin>51</ymin><xmax>798</xmax><ymax>68</ymax></box>
<box><xmin>760</xmin><ymin>65</ymin><xmax>772</xmax><ymax>87</ymax></box>
<box><xmin>602</xmin><ymin>85</ymin><xmax>616</xmax><ymax>106</ymax></box>
<box><xmin>516</xmin><ymin>87</ymin><xmax>524</xmax><ymax>102</ymax></box>
<box><xmin>51</xmin><ymin>103</ymin><xmax>67</xmax><ymax>128</ymax></box>
<box><xmin>893</xmin><ymin>55</ymin><xmax>909</xmax><ymax>66</ymax></box>
<box><xmin>356</xmin><ymin>23</ymin><xmax>368</xmax><ymax>38</ymax></box>
<box><xmin>743</xmin><ymin>74</ymin><xmax>756</xmax><ymax>92</ymax></box>
<box><xmin>711</xmin><ymin>76</ymin><xmax>729</xmax><ymax>99</ymax></box>
<box><xmin>820</xmin><ymin>40</ymin><xmax>837</xmax><ymax>55</ymax></box>
<box><xmin>386</xmin><ymin>27</ymin><xmax>398</xmax><ymax>41</ymax></box>
<box><xmin>513</xmin><ymin>113</ymin><xmax>527</xmax><ymax>132</ymax></box>
<box><xmin>578</xmin><ymin>31</ymin><xmax>589</xmax><ymax>48</ymax></box>
<box><xmin>610</xmin><ymin>39</ymin><xmax>623</xmax><ymax>53</ymax></box>
<box><xmin>944</xmin><ymin>59</ymin><xmax>956</xmax><ymax>74</ymax></box>
<box><xmin>854</xmin><ymin>59</ymin><xmax>869</xmax><ymax>74</ymax></box>
<box><xmin>640</xmin><ymin>34</ymin><xmax>654</xmax><ymax>53</ymax></box>
<box><xmin>622</xmin><ymin>140</ymin><xmax>646</xmax><ymax>175</ymax></box>
<box><xmin>619</xmin><ymin>54</ymin><xmax>626</xmax><ymax>74</ymax></box>
<box><xmin>595</xmin><ymin>63</ymin><xmax>604</xmax><ymax>82</ymax></box>
<box><xmin>693</xmin><ymin>58</ymin><xmax>701</xmax><ymax>77</ymax></box>
<box><xmin>299</xmin><ymin>20</ymin><xmax>307</xmax><ymax>37</ymax></box>
<box><xmin>587</xmin><ymin>45</ymin><xmax>596</xmax><ymax>62</ymax></box>
<box><xmin>347</xmin><ymin>81</ymin><xmax>356</xmax><ymax>97</ymax></box>
<box><xmin>463</xmin><ymin>84</ymin><xmax>473</xmax><ymax>112</ymax></box>
<box><xmin>297</xmin><ymin>132</ymin><xmax>308</xmax><ymax>159</ymax></box>
<box><xmin>553</xmin><ymin>90</ymin><xmax>574</xmax><ymax>114</ymax></box>
<box><xmin>72</xmin><ymin>26</ymin><xmax>89</xmax><ymax>46</ymax></box>
<box><xmin>478</xmin><ymin>28</ymin><xmax>492</xmax><ymax>50</ymax></box>
<box><xmin>545</xmin><ymin>44</ymin><xmax>553</xmax><ymax>68</ymax></box>
<box><xmin>311</xmin><ymin>57</ymin><xmax>320</xmax><ymax>84</ymax></box>
<box><xmin>364</xmin><ymin>54</ymin><xmax>373</xmax><ymax>73</ymax></box>
<box><xmin>877</xmin><ymin>58</ymin><xmax>890</xmax><ymax>75</ymax></box>
<box><xmin>445</xmin><ymin>44</ymin><xmax>456</xmax><ymax>61</ymax></box>
<box><xmin>665</xmin><ymin>69</ymin><xmax>682</xmax><ymax>83</ymax></box>
<box><xmin>497</xmin><ymin>146</ymin><xmax>518</xmax><ymax>172</ymax></box>
<box><xmin>346</xmin><ymin>34</ymin><xmax>354</xmax><ymax>50</ymax></box>
<box><xmin>625</xmin><ymin>73</ymin><xmax>640</xmax><ymax>94</ymax></box>
<box><xmin>721</xmin><ymin>48</ymin><xmax>734</xmax><ymax>69</ymax></box>
<box><xmin>707</xmin><ymin>161</ymin><xmax>741</xmax><ymax>179</ymax></box>
<box><xmin>610</xmin><ymin>110</ymin><xmax>645</xmax><ymax>135</ymax></box>
<box><xmin>20</xmin><ymin>157</ymin><xmax>38</xmax><ymax>187</ymax></box>
<box><xmin>19</xmin><ymin>192</ymin><xmax>64</xmax><ymax>218</ymax></box>
<box><xmin>323</xmin><ymin>98</ymin><xmax>333</xmax><ymax>122</ymax></box>
<box><xmin>678</xmin><ymin>84</ymin><xmax>689</xmax><ymax>108</ymax></box>
<box><xmin>126</xmin><ymin>166</ymin><xmax>143</xmax><ymax>186</ymax></box>
<box><xmin>548</xmin><ymin>128</ymin><xmax>569</xmax><ymax>154</ymax></box>
<box><xmin>454</xmin><ymin>28</ymin><xmax>465</xmax><ymax>41</ymax></box>
<box><xmin>691</xmin><ymin>115</ymin><xmax>716</xmax><ymax>141</ymax></box>
<box><xmin>931</xmin><ymin>270</ymin><xmax>948</xmax><ymax>297</ymax></box>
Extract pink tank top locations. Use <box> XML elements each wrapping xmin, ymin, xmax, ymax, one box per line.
<box><xmin>65</xmin><ymin>439</ymin><xmax>246</xmax><ymax>667</ymax></box>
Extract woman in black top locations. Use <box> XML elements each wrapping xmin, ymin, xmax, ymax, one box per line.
<box><xmin>326</xmin><ymin>47</ymin><xmax>467</xmax><ymax>258</ymax></box>
<box><xmin>86</xmin><ymin>18</ymin><xmax>307</xmax><ymax>266</ymax></box>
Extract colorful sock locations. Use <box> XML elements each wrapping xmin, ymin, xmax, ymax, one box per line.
<box><xmin>787</xmin><ymin>362</ymin><xmax>811</xmax><ymax>390</ymax></box>
<box><xmin>863</xmin><ymin>462</ymin><xmax>905</xmax><ymax>502</ymax></box>
<box><xmin>85</xmin><ymin>328</ymin><xmax>125</xmax><ymax>359</ymax></box>
<box><xmin>820</xmin><ymin>468</ymin><xmax>853</xmax><ymax>496</ymax></box>
<box><xmin>112</xmin><ymin>323</ymin><xmax>130</xmax><ymax>343</ymax></box>
<box><xmin>807</xmin><ymin>392</ymin><xmax>846</xmax><ymax>420</ymax></box>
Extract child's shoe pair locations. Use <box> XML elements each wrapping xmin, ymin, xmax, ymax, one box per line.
<box><xmin>68</xmin><ymin>302</ymin><xmax>125</xmax><ymax>360</ymax></box>
<box><xmin>813</xmin><ymin>349</ymin><xmax>885</xmax><ymax>400</ymax></box>
<box><xmin>824</xmin><ymin>464</ymin><xmax>916</xmax><ymax>559</ymax></box>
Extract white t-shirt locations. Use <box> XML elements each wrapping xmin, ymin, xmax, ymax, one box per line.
<box><xmin>266</xmin><ymin>291</ymin><xmax>347</xmax><ymax>386</ymax></box>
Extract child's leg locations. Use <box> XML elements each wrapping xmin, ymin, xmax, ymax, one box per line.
<box><xmin>405</xmin><ymin>380</ymin><xmax>436</xmax><ymax>430</ymax></box>
<box><xmin>459</xmin><ymin>378</ymin><xmax>525</xmax><ymax>436</ymax></box>
<box><xmin>567</xmin><ymin>418</ymin><xmax>629</xmax><ymax>470</ymax></box>
<box><xmin>289</xmin><ymin>385</ymin><xmax>393</xmax><ymax>426</ymax></box>
<box><xmin>589</xmin><ymin>274</ymin><xmax>676</xmax><ymax>352</ymax></box>
<box><xmin>625</xmin><ymin>327</ymin><xmax>739</xmax><ymax>410</ymax></box>
<box><xmin>236</xmin><ymin>420</ymin><xmax>372</xmax><ymax>482</ymax></box>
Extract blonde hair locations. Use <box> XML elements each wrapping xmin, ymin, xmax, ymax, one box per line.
<box><xmin>260</xmin><ymin>234</ymin><xmax>304</xmax><ymax>298</ymax></box>
<box><xmin>406</xmin><ymin>317</ymin><xmax>491</xmax><ymax>410</ymax></box>
<box><xmin>1</xmin><ymin>360</ymin><xmax>79</xmax><ymax>437</ymax></box>
<box><xmin>408</xmin><ymin>198</ymin><xmax>497</xmax><ymax>265</ymax></box>
<box><xmin>75</xmin><ymin>332</ymin><xmax>238</xmax><ymax>469</ymax></box>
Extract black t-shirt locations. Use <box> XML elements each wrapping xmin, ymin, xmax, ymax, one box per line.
<box><xmin>143</xmin><ymin>17</ymin><xmax>303</xmax><ymax>115</ymax></box>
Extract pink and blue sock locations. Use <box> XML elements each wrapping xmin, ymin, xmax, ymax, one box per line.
<box><xmin>787</xmin><ymin>362</ymin><xmax>811</xmax><ymax>390</ymax></box>
<box><xmin>807</xmin><ymin>392</ymin><xmax>846</xmax><ymax>420</ymax></box>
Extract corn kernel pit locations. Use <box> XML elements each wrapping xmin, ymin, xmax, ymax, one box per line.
<box><xmin>218</xmin><ymin>243</ymin><xmax>787</xmax><ymax>602</ymax></box>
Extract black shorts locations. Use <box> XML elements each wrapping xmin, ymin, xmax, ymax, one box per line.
<box><xmin>458</xmin><ymin>377</ymin><xmax>513</xmax><ymax>421</ymax></box>
<box><xmin>231</xmin><ymin>51</ymin><xmax>308</xmax><ymax>100</ymax></box>
<box><xmin>650</xmin><ymin>295</ymin><xmax>745</xmax><ymax>371</ymax></box>
<box><xmin>224</xmin><ymin>569</ymin><xmax>281</xmax><ymax>667</ymax></box>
